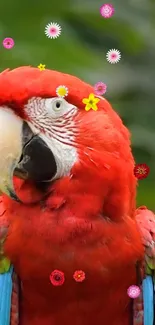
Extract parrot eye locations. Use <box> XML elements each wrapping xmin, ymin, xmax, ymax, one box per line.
<box><xmin>52</xmin><ymin>99</ymin><xmax>63</xmax><ymax>111</ymax></box>
<box><xmin>39</xmin><ymin>96</ymin><xmax>77</xmax><ymax>119</ymax></box>
<box><xmin>56</xmin><ymin>101</ymin><xmax>61</xmax><ymax>108</ymax></box>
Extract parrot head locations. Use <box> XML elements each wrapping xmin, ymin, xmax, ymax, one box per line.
<box><xmin>0</xmin><ymin>66</ymin><xmax>136</xmax><ymax>220</ymax></box>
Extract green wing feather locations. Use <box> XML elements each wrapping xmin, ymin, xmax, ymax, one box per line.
<box><xmin>0</xmin><ymin>197</ymin><xmax>10</xmax><ymax>273</ymax></box>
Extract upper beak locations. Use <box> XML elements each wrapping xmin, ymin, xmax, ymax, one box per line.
<box><xmin>0</xmin><ymin>108</ymin><xmax>23</xmax><ymax>201</ymax></box>
<box><xmin>0</xmin><ymin>108</ymin><xmax>57</xmax><ymax>201</ymax></box>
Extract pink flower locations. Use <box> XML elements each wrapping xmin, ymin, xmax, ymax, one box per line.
<box><xmin>94</xmin><ymin>82</ymin><xmax>107</xmax><ymax>96</ymax></box>
<box><xmin>45</xmin><ymin>22</ymin><xmax>61</xmax><ymax>39</ymax></box>
<box><xmin>127</xmin><ymin>285</ymin><xmax>141</xmax><ymax>299</ymax></box>
<box><xmin>3</xmin><ymin>38</ymin><xmax>14</xmax><ymax>49</ymax></box>
<box><xmin>50</xmin><ymin>270</ymin><xmax>65</xmax><ymax>286</ymax></box>
<box><xmin>106</xmin><ymin>49</ymin><xmax>121</xmax><ymax>64</ymax></box>
<box><xmin>100</xmin><ymin>4</ymin><xmax>115</xmax><ymax>18</ymax></box>
<box><xmin>73</xmin><ymin>270</ymin><xmax>85</xmax><ymax>282</ymax></box>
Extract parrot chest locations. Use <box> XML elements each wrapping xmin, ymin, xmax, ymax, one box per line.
<box><xmin>4</xmin><ymin>206</ymin><xmax>143</xmax><ymax>325</ymax></box>
<box><xmin>5</xmin><ymin>206</ymin><xmax>143</xmax><ymax>284</ymax></box>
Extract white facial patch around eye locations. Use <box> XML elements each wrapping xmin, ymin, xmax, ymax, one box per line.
<box><xmin>39</xmin><ymin>132</ymin><xmax>78</xmax><ymax>180</ymax></box>
<box><xmin>25</xmin><ymin>97</ymin><xmax>79</xmax><ymax>181</ymax></box>
<box><xmin>45</xmin><ymin>97</ymin><xmax>76</xmax><ymax>119</ymax></box>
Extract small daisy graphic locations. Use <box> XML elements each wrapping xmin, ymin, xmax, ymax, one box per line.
<box><xmin>134</xmin><ymin>163</ymin><xmax>150</xmax><ymax>180</ymax></box>
<box><xmin>73</xmin><ymin>270</ymin><xmax>86</xmax><ymax>282</ymax></box>
<box><xmin>38</xmin><ymin>64</ymin><xmax>46</xmax><ymax>71</ymax></box>
<box><xmin>56</xmin><ymin>85</ymin><xmax>68</xmax><ymax>98</ymax></box>
<box><xmin>82</xmin><ymin>93</ymin><xmax>100</xmax><ymax>111</ymax></box>
<box><xmin>45</xmin><ymin>22</ymin><xmax>61</xmax><ymax>39</ymax></box>
<box><xmin>100</xmin><ymin>4</ymin><xmax>115</xmax><ymax>18</ymax></box>
<box><xmin>94</xmin><ymin>82</ymin><xmax>107</xmax><ymax>96</ymax></box>
<box><xmin>127</xmin><ymin>285</ymin><xmax>141</xmax><ymax>299</ymax></box>
<box><xmin>3</xmin><ymin>38</ymin><xmax>14</xmax><ymax>49</ymax></box>
<box><xmin>50</xmin><ymin>270</ymin><xmax>65</xmax><ymax>286</ymax></box>
<box><xmin>106</xmin><ymin>49</ymin><xmax>121</xmax><ymax>64</ymax></box>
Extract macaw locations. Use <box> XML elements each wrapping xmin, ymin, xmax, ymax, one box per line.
<box><xmin>0</xmin><ymin>66</ymin><xmax>154</xmax><ymax>325</ymax></box>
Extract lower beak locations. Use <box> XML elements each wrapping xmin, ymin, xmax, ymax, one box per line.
<box><xmin>0</xmin><ymin>108</ymin><xmax>57</xmax><ymax>201</ymax></box>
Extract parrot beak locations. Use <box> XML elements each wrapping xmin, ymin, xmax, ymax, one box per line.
<box><xmin>0</xmin><ymin>108</ymin><xmax>23</xmax><ymax>201</ymax></box>
<box><xmin>0</xmin><ymin>108</ymin><xmax>57</xmax><ymax>201</ymax></box>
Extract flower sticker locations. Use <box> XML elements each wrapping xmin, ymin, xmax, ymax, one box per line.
<box><xmin>45</xmin><ymin>22</ymin><xmax>61</xmax><ymax>39</ymax></box>
<box><xmin>56</xmin><ymin>85</ymin><xmax>68</xmax><ymax>98</ymax></box>
<box><xmin>3</xmin><ymin>38</ymin><xmax>14</xmax><ymax>49</ymax></box>
<box><xmin>134</xmin><ymin>163</ymin><xmax>150</xmax><ymax>180</ymax></box>
<box><xmin>50</xmin><ymin>270</ymin><xmax>65</xmax><ymax>286</ymax></box>
<box><xmin>100</xmin><ymin>4</ymin><xmax>115</xmax><ymax>18</ymax></box>
<box><xmin>127</xmin><ymin>285</ymin><xmax>141</xmax><ymax>299</ymax></box>
<box><xmin>82</xmin><ymin>93</ymin><xmax>100</xmax><ymax>111</ymax></box>
<box><xmin>106</xmin><ymin>49</ymin><xmax>121</xmax><ymax>64</ymax></box>
<box><xmin>38</xmin><ymin>64</ymin><xmax>46</xmax><ymax>71</ymax></box>
<box><xmin>94</xmin><ymin>82</ymin><xmax>107</xmax><ymax>96</ymax></box>
<box><xmin>73</xmin><ymin>270</ymin><xmax>85</xmax><ymax>282</ymax></box>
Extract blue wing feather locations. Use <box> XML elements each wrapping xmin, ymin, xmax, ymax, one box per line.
<box><xmin>0</xmin><ymin>266</ymin><xmax>13</xmax><ymax>325</ymax></box>
<box><xmin>143</xmin><ymin>275</ymin><xmax>154</xmax><ymax>325</ymax></box>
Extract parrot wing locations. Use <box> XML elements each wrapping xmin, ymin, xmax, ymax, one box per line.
<box><xmin>0</xmin><ymin>196</ymin><xmax>11</xmax><ymax>273</ymax></box>
<box><xmin>0</xmin><ymin>196</ymin><xmax>19</xmax><ymax>325</ymax></box>
<box><xmin>135</xmin><ymin>206</ymin><xmax>155</xmax><ymax>325</ymax></box>
<box><xmin>136</xmin><ymin>206</ymin><xmax>155</xmax><ymax>272</ymax></box>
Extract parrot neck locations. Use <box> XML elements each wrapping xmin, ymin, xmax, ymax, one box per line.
<box><xmin>6</xmin><ymin>162</ymin><xmax>136</xmax><ymax>222</ymax></box>
<box><xmin>10</xmin><ymin>173</ymin><xmax>106</xmax><ymax>218</ymax></box>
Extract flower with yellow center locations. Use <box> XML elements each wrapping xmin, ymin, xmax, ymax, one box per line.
<box><xmin>137</xmin><ymin>167</ymin><xmax>145</xmax><ymax>175</ymax></box>
<box><xmin>37</xmin><ymin>64</ymin><xmax>46</xmax><ymax>71</ymax></box>
<box><xmin>82</xmin><ymin>93</ymin><xmax>100</xmax><ymax>111</ymax></box>
<box><xmin>133</xmin><ymin>163</ymin><xmax>150</xmax><ymax>180</ymax></box>
<box><xmin>56</xmin><ymin>85</ymin><xmax>68</xmax><ymax>98</ymax></box>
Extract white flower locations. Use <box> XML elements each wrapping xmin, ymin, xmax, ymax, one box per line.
<box><xmin>56</xmin><ymin>85</ymin><xmax>68</xmax><ymax>98</ymax></box>
<box><xmin>106</xmin><ymin>49</ymin><xmax>121</xmax><ymax>64</ymax></box>
<box><xmin>45</xmin><ymin>22</ymin><xmax>61</xmax><ymax>39</ymax></box>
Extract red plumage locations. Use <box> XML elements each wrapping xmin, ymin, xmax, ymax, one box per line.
<box><xmin>0</xmin><ymin>67</ymin><xmax>144</xmax><ymax>325</ymax></box>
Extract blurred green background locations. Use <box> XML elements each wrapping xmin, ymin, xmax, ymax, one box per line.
<box><xmin>0</xmin><ymin>0</ymin><xmax>154</xmax><ymax>208</ymax></box>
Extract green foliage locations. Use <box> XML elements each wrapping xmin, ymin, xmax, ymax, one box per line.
<box><xmin>0</xmin><ymin>0</ymin><xmax>154</xmax><ymax>208</ymax></box>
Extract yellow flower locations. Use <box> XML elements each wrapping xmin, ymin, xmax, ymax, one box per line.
<box><xmin>56</xmin><ymin>85</ymin><xmax>68</xmax><ymax>98</ymax></box>
<box><xmin>82</xmin><ymin>93</ymin><xmax>100</xmax><ymax>111</ymax></box>
<box><xmin>38</xmin><ymin>64</ymin><xmax>46</xmax><ymax>71</ymax></box>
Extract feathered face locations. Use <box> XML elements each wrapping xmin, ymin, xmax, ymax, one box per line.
<box><xmin>0</xmin><ymin>67</ymin><xmax>136</xmax><ymax>215</ymax></box>
<box><xmin>0</xmin><ymin>95</ymin><xmax>78</xmax><ymax>200</ymax></box>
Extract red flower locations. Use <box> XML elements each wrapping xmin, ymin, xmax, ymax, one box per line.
<box><xmin>134</xmin><ymin>163</ymin><xmax>150</xmax><ymax>180</ymax></box>
<box><xmin>73</xmin><ymin>270</ymin><xmax>85</xmax><ymax>282</ymax></box>
<box><xmin>50</xmin><ymin>270</ymin><xmax>65</xmax><ymax>286</ymax></box>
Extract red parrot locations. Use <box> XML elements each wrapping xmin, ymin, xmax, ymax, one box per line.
<box><xmin>0</xmin><ymin>66</ymin><xmax>152</xmax><ymax>325</ymax></box>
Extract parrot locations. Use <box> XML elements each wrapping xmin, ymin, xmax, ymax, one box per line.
<box><xmin>0</xmin><ymin>66</ymin><xmax>154</xmax><ymax>325</ymax></box>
